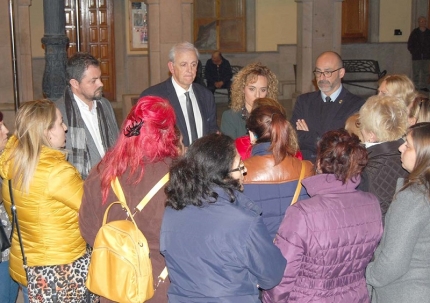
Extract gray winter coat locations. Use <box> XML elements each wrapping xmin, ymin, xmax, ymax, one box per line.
<box><xmin>366</xmin><ymin>179</ymin><xmax>430</xmax><ymax>303</ymax></box>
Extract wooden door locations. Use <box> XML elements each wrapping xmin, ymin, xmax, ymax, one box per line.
<box><xmin>341</xmin><ymin>0</ymin><xmax>368</xmax><ymax>43</ymax></box>
<box><xmin>64</xmin><ymin>0</ymin><xmax>116</xmax><ymax>101</ymax></box>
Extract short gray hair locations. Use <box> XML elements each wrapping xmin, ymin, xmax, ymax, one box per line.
<box><xmin>168</xmin><ymin>42</ymin><xmax>199</xmax><ymax>63</ymax></box>
<box><xmin>359</xmin><ymin>95</ymin><xmax>408</xmax><ymax>142</ymax></box>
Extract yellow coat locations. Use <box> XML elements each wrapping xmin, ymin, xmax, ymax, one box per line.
<box><xmin>0</xmin><ymin>136</ymin><xmax>86</xmax><ymax>285</ymax></box>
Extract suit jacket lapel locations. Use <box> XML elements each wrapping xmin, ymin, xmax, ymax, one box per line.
<box><xmin>166</xmin><ymin>79</ymin><xmax>189</xmax><ymax>139</ymax></box>
<box><xmin>192</xmin><ymin>85</ymin><xmax>207</xmax><ymax>135</ymax></box>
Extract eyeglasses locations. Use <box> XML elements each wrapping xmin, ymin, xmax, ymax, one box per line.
<box><xmin>313</xmin><ymin>67</ymin><xmax>343</xmax><ymax>78</ymax></box>
<box><xmin>229</xmin><ymin>159</ymin><xmax>246</xmax><ymax>173</ymax></box>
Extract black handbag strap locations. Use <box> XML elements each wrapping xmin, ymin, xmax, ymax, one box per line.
<box><xmin>9</xmin><ymin>179</ymin><xmax>28</xmax><ymax>269</ymax></box>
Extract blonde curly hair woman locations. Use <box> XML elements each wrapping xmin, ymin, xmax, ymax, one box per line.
<box><xmin>220</xmin><ymin>62</ymin><xmax>278</xmax><ymax>139</ymax></box>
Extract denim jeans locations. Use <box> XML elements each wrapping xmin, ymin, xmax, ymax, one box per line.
<box><xmin>0</xmin><ymin>260</ymin><xmax>19</xmax><ymax>303</ymax></box>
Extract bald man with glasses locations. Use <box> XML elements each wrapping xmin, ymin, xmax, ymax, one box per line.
<box><xmin>291</xmin><ymin>51</ymin><xmax>365</xmax><ymax>162</ymax></box>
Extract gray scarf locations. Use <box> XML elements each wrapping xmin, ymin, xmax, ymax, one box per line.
<box><xmin>64</xmin><ymin>88</ymin><xmax>117</xmax><ymax>179</ymax></box>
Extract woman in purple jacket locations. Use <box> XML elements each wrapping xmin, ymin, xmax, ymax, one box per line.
<box><xmin>263</xmin><ymin>129</ymin><xmax>383</xmax><ymax>303</ymax></box>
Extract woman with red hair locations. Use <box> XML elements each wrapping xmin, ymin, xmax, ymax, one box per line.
<box><xmin>79</xmin><ymin>96</ymin><xmax>181</xmax><ymax>303</ymax></box>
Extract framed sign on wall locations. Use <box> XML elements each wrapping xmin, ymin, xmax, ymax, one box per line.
<box><xmin>127</xmin><ymin>1</ymin><xmax>148</xmax><ymax>53</ymax></box>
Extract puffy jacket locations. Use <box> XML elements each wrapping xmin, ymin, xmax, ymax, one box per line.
<box><xmin>243</xmin><ymin>143</ymin><xmax>314</xmax><ymax>238</ymax></box>
<box><xmin>263</xmin><ymin>174</ymin><xmax>383</xmax><ymax>303</ymax></box>
<box><xmin>358</xmin><ymin>139</ymin><xmax>408</xmax><ymax>220</ymax></box>
<box><xmin>160</xmin><ymin>186</ymin><xmax>286</xmax><ymax>303</ymax></box>
<box><xmin>0</xmin><ymin>136</ymin><xmax>86</xmax><ymax>285</ymax></box>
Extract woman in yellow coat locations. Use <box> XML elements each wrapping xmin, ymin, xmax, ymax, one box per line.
<box><xmin>0</xmin><ymin>100</ymin><xmax>96</xmax><ymax>303</ymax></box>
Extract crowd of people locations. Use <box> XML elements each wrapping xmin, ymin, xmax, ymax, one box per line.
<box><xmin>1</xmin><ymin>40</ymin><xmax>430</xmax><ymax>303</ymax></box>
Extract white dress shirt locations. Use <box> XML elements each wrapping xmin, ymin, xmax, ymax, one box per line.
<box><xmin>74</xmin><ymin>94</ymin><xmax>106</xmax><ymax>157</ymax></box>
<box><xmin>171</xmin><ymin>78</ymin><xmax>203</xmax><ymax>143</ymax></box>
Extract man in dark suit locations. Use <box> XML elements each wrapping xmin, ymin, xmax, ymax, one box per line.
<box><xmin>291</xmin><ymin>51</ymin><xmax>365</xmax><ymax>162</ymax></box>
<box><xmin>140</xmin><ymin>42</ymin><xmax>218</xmax><ymax>146</ymax></box>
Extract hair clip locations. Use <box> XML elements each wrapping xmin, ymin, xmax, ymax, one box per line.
<box><xmin>124</xmin><ymin>119</ymin><xmax>144</xmax><ymax>137</ymax></box>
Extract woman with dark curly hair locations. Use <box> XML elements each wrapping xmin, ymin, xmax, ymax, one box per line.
<box><xmin>220</xmin><ymin>62</ymin><xmax>279</xmax><ymax>139</ymax></box>
<box><xmin>263</xmin><ymin>129</ymin><xmax>383</xmax><ymax>303</ymax></box>
<box><xmin>160</xmin><ymin>133</ymin><xmax>286</xmax><ymax>303</ymax></box>
<box><xmin>366</xmin><ymin>122</ymin><xmax>430</xmax><ymax>303</ymax></box>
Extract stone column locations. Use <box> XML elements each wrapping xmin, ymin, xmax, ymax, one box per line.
<box><xmin>246</xmin><ymin>0</ymin><xmax>256</xmax><ymax>52</ymax></box>
<box><xmin>41</xmin><ymin>0</ymin><xmax>68</xmax><ymax>99</ymax></box>
<box><xmin>369</xmin><ymin>0</ymin><xmax>380</xmax><ymax>43</ymax></box>
<box><xmin>146</xmin><ymin>0</ymin><xmax>193</xmax><ymax>86</ymax></box>
<box><xmin>295</xmin><ymin>0</ymin><xmax>344</xmax><ymax>95</ymax></box>
<box><xmin>16</xmin><ymin>0</ymin><xmax>34</xmax><ymax>102</ymax></box>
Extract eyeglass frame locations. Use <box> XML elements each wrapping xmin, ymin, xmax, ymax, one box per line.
<box><xmin>229</xmin><ymin>158</ymin><xmax>246</xmax><ymax>173</ymax></box>
<box><xmin>313</xmin><ymin>67</ymin><xmax>343</xmax><ymax>78</ymax></box>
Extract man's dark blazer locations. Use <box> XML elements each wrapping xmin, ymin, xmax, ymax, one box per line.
<box><xmin>291</xmin><ymin>86</ymin><xmax>365</xmax><ymax>162</ymax></box>
<box><xmin>139</xmin><ymin>78</ymin><xmax>218</xmax><ymax>146</ymax></box>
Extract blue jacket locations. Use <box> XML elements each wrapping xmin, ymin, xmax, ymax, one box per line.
<box><xmin>243</xmin><ymin>143</ymin><xmax>314</xmax><ymax>239</ymax></box>
<box><xmin>160</xmin><ymin>186</ymin><xmax>286</xmax><ymax>303</ymax></box>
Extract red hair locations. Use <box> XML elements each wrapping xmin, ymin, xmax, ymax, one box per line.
<box><xmin>246</xmin><ymin>105</ymin><xmax>298</xmax><ymax>165</ymax></box>
<box><xmin>99</xmin><ymin>96</ymin><xmax>178</xmax><ymax>203</ymax></box>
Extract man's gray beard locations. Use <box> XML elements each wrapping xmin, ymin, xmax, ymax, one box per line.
<box><xmin>317</xmin><ymin>81</ymin><xmax>332</xmax><ymax>92</ymax></box>
<box><xmin>93</xmin><ymin>90</ymin><xmax>103</xmax><ymax>100</ymax></box>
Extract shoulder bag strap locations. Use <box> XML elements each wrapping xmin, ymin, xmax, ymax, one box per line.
<box><xmin>8</xmin><ymin>179</ymin><xmax>28</xmax><ymax>274</ymax></box>
<box><xmin>291</xmin><ymin>162</ymin><xmax>306</xmax><ymax>205</ymax></box>
<box><xmin>135</xmin><ymin>173</ymin><xmax>169</xmax><ymax>212</ymax></box>
<box><xmin>110</xmin><ymin>172</ymin><xmax>170</xmax><ymax>215</ymax></box>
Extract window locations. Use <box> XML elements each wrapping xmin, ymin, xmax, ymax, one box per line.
<box><xmin>194</xmin><ymin>0</ymin><xmax>246</xmax><ymax>52</ymax></box>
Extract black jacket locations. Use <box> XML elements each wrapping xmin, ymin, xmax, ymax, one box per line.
<box><xmin>358</xmin><ymin>139</ymin><xmax>409</xmax><ymax>221</ymax></box>
<box><xmin>291</xmin><ymin>87</ymin><xmax>365</xmax><ymax>162</ymax></box>
<box><xmin>204</xmin><ymin>56</ymin><xmax>233</xmax><ymax>86</ymax></box>
<box><xmin>139</xmin><ymin>78</ymin><xmax>218</xmax><ymax>147</ymax></box>
<box><xmin>407</xmin><ymin>27</ymin><xmax>430</xmax><ymax>60</ymax></box>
